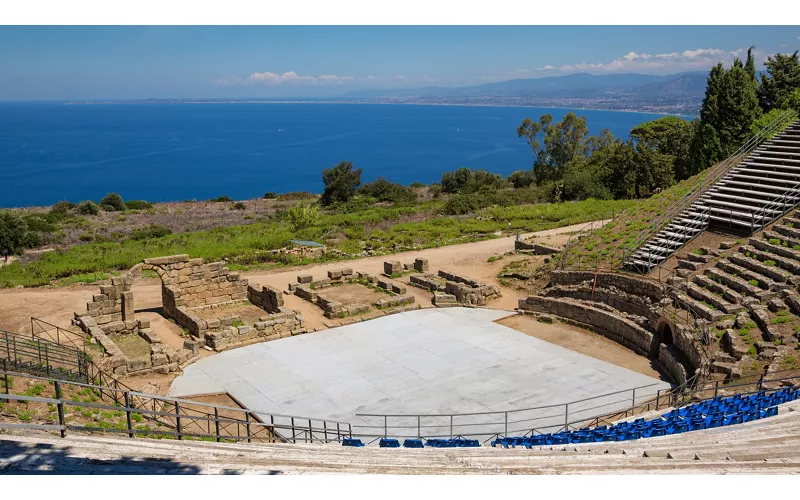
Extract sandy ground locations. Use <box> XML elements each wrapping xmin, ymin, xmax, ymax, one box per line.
<box><xmin>496</xmin><ymin>315</ymin><xmax>668</xmax><ymax>381</ymax></box>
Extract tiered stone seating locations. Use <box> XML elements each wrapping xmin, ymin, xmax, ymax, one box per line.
<box><xmin>626</xmin><ymin>118</ymin><xmax>800</xmax><ymax>273</ymax></box>
<box><xmin>3</xmin><ymin>398</ymin><xmax>800</xmax><ymax>473</ymax></box>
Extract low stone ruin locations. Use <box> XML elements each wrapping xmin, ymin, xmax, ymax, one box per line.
<box><xmin>515</xmin><ymin>237</ymin><xmax>561</xmax><ymax>255</ymax></box>
<box><xmin>409</xmin><ymin>269</ymin><xmax>501</xmax><ymax>307</ymax></box>
<box><xmin>73</xmin><ymin>254</ymin><xmax>305</xmax><ymax>376</ymax></box>
<box><xmin>293</xmin><ymin>268</ymin><xmax>415</xmax><ymax>319</ymax></box>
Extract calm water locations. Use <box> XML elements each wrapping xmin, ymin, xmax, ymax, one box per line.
<box><xmin>0</xmin><ymin>102</ymin><xmax>670</xmax><ymax>208</ymax></box>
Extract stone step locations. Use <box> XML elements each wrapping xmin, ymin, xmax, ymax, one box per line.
<box><xmin>762</xmin><ymin>230</ymin><xmax>800</xmax><ymax>251</ymax></box>
<box><xmin>685</xmin><ymin>283</ymin><xmax>743</xmax><ymax>315</ymax></box>
<box><xmin>772</xmin><ymin>225</ymin><xmax>800</xmax><ymax>247</ymax></box>
<box><xmin>674</xmin><ymin>292</ymin><xmax>725</xmax><ymax>322</ymax></box>
<box><xmin>715</xmin><ymin>260</ymin><xmax>780</xmax><ymax>296</ymax></box>
<box><xmin>749</xmin><ymin>238</ymin><xmax>800</xmax><ymax>271</ymax></box>
<box><xmin>692</xmin><ymin>274</ymin><xmax>743</xmax><ymax>304</ymax></box>
<box><xmin>740</xmin><ymin>244</ymin><xmax>800</xmax><ymax>281</ymax></box>
<box><xmin>729</xmin><ymin>251</ymin><xmax>794</xmax><ymax>286</ymax></box>
<box><xmin>704</xmin><ymin>267</ymin><xmax>763</xmax><ymax>299</ymax></box>
<box><xmin>686</xmin><ymin>252</ymin><xmax>714</xmax><ymax>264</ymax></box>
<box><xmin>677</xmin><ymin>259</ymin><xmax>701</xmax><ymax>271</ymax></box>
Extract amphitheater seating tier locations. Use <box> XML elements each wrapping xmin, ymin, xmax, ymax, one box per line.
<box><xmin>626</xmin><ymin>120</ymin><xmax>800</xmax><ymax>273</ymax></box>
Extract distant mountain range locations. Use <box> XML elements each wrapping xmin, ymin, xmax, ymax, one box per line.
<box><xmin>342</xmin><ymin>71</ymin><xmax>708</xmax><ymax>100</ymax></box>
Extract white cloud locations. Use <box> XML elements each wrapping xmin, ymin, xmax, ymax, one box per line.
<box><xmin>217</xmin><ymin>71</ymin><xmax>405</xmax><ymax>87</ymax></box>
<box><xmin>556</xmin><ymin>47</ymin><xmax>749</xmax><ymax>74</ymax></box>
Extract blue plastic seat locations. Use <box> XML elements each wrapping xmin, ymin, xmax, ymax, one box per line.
<box><xmin>722</xmin><ymin>413</ymin><xmax>743</xmax><ymax>426</ymax></box>
<box><xmin>379</xmin><ymin>438</ymin><xmax>401</xmax><ymax>448</ymax></box>
<box><xmin>403</xmin><ymin>439</ymin><xmax>425</xmax><ymax>448</ymax></box>
<box><xmin>342</xmin><ymin>438</ymin><xmax>364</xmax><ymax>447</ymax></box>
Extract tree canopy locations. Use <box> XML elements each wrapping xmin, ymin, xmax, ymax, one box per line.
<box><xmin>321</xmin><ymin>161</ymin><xmax>362</xmax><ymax>206</ymax></box>
<box><xmin>758</xmin><ymin>51</ymin><xmax>800</xmax><ymax>111</ymax></box>
<box><xmin>0</xmin><ymin>212</ymin><xmax>29</xmax><ymax>263</ymax></box>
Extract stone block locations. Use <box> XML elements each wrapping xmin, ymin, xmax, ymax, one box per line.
<box><xmin>391</xmin><ymin>283</ymin><xmax>407</xmax><ymax>295</ymax></box>
<box><xmin>298</xmin><ymin>274</ymin><xmax>313</xmax><ymax>284</ymax></box>
<box><xmin>151</xmin><ymin>353</ymin><xmax>169</xmax><ymax>367</ymax></box>
<box><xmin>126</xmin><ymin>356</ymin><xmax>151</xmax><ymax>372</ymax></box>
<box><xmin>413</xmin><ymin>258</ymin><xmax>429</xmax><ymax>272</ymax></box>
<box><xmin>328</xmin><ymin>269</ymin><xmax>343</xmax><ymax>280</ymax></box>
<box><xmin>137</xmin><ymin>319</ymin><xmax>151</xmax><ymax>329</ymax></box>
<box><xmin>384</xmin><ymin>261</ymin><xmax>401</xmax><ymax>275</ymax></box>
<box><xmin>139</xmin><ymin>329</ymin><xmax>162</xmax><ymax>344</ymax></box>
<box><xmin>377</xmin><ymin>279</ymin><xmax>391</xmax><ymax>290</ymax></box>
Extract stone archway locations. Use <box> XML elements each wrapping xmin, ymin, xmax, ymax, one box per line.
<box><xmin>656</xmin><ymin>317</ymin><xmax>674</xmax><ymax>346</ymax></box>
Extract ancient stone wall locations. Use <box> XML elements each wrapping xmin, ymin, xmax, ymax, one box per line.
<box><xmin>543</xmin><ymin>285</ymin><xmax>662</xmax><ymax>325</ymax></box>
<box><xmin>659</xmin><ymin>343</ymin><xmax>689</xmax><ymax>386</ymax></box>
<box><xmin>438</xmin><ymin>270</ymin><xmax>501</xmax><ymax>307</ymax></box>
<box><xmin>247</xmin><ymin>284</ymin><xmax>285</xmax><ymax>314</ymax></box>
<box><xmin>549</xmin><ymin>271</ymin><xmax>665</xmax><ymax>302</ymax></box>
<box><xmin>518</xmin><ymin>296</ymin><xmax>658</xmax><ymax>357</ymax></box>
<box><xmin>74</xmin><ymin>275</ymin><xmax>138</xmax><ymax>335</ymax></box>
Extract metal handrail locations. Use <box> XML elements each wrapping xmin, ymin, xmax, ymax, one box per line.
<box><xmin>357</xmin><ymin>382</ymin><xmax>660</xmax><ymax>419</ymax></box>
<box><xmin>620</xmin><ymin>109</ymin><xmax>798</xmax><ymax>267</ymax></box>
<box><xmin>31</xmin><ymin>317</ymin><xmax>86</xmax><ymax>352</ymax></box>
<box><xmin>0</xmin><ymin>367</ymin><xmax>353</xmax><ymax>444</ymax></box>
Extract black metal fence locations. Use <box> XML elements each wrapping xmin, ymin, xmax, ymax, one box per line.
<box><xmin>0</xmin><ymin>368</ymin><xmax>353</xmax><ymax>444</ymax></box>
<box><xmin>1</xmin><ymin>329</ymin><xmax>88</xmax><ymax>382</ymax></box>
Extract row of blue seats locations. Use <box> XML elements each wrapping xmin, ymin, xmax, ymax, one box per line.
<box><xmin>341</xmin><ymin>388</ymin><xmax>798</xmax><ymax>448</ymax></box>
<box><xmin>342</xmin><ymin>437</ymin><xmax>481</xmax><ymax>448</ymax></box>
<box><xmin>491</xmin><ymin>388</ymin><xmax>796</xmax><ymax>449</ymax></box>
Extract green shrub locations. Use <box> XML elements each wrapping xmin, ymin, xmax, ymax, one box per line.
<box><xmin>287</xmin><ymin>203</ymin><xmax>320</xmax><ymax>231</ymax></box>
<box><xmin>100</xmin><ymin>193</ymin><xmax>126</xmax><ymax>212</ymax></box>
<box><xmin>124</xmin><ymin>200</ymin><xmax>152</xmax><ymax>210</ymax></box>
<box><xmin>50</xmin><ymin>201</ymin><xmax>76</xmax><ymax>215</ymax></box>
<box><xmin>76</xmin><ymin>201</ymin><xmax>100</xmax><ymax>216</ymax></box>
<box><xmin>749</xmin><ymin>279</ymin><xmax>760</xmax><ymax>287</ymax></box>
<box><xmin>769</xmin><ymin>238</ymin><xmax>782</xmax><ymax>245</ymax></box>
<box><xmin>276</xmin><ymin>192</ymin><xmax>316</xmax><ymax>201</ymax></box>
<box><xmin>408</xmin><ymin>182</ymin><xmax>426</xmax><ymax>188</ymax></box>
<box><xmin>130</xmin><ymin>224</ymin><xmax>172</xmax><ymax>241</ymax></box>
<box><xmin>442</xmin><ymin>194</ymin><xmax>481</xmax><ymax>215</ymax></box>
<box><xmin>209</xmin><ymin>195</ymin><xmax>232</xmax><ymax>203</ymax></box>
<box><xmin>263</xmin><ymin>192</ymin><xmax>276</xmax><ymax>199</ymax></box>
<box><xmin>765</xmin><ymin>259</ymin><xmax>776</xmax><ymax>266</ymax></box>
<box><xmin>358</xmin><ymin>177</ymin><xmax>417</xmax><ymax>204</ymax></box>
<box><xmin>231</xmin><ymin>202</ymin><xmax>247</xmax><ymax>211</ymax></box>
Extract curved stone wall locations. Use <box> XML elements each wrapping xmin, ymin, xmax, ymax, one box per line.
<box><xmin>518</xmin><ymin>295</ymin><xmax>658</xmax><ymax>357</ymax></box>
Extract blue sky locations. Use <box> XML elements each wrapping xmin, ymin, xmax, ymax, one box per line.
<box><xmin>1</xmin><ymin>26</ymin><xmax>799</xmax><ymax>99</ymax></box>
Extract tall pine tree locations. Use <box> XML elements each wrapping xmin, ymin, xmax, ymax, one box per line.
<box><xmin>689</xmin><ymin>54</ymin><xmax>760</xmax><ymax>174</ymax></box>
<box><xmin>758</xmin><ymin>50</ymin><xmax>800</xmax><ymax>111</ymax></box>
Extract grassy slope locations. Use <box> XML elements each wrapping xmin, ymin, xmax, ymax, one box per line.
<box><xmin>564</xmin><ymin>170</ymin><xmax>710</xmax><ymax>270</ymax></box>
<box><xmin>0</xmin><ymin>198</ymin><xmax>634</xmax><ymax>288</ymax></box>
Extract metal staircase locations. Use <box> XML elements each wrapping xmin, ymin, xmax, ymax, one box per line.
<box><xmin>624</xmin><ymin>111</ymin><xmax>800</xmax><ymax>273</ymax></box>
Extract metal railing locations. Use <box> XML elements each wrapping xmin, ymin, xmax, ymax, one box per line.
<box><xmin>354</xmin><ymin>382</ymin><xmax>666</xmax><ymax>442</ymax></box>
<box><xmin>0</xmin><ymin>368</ymin><xmax>353</xmax><ymax>444</ymax></box>
<box><xmin>353</xmin><ymin>368</ymin><xmax>800</xmax><ymax>443</ymax></box>
<box><xmin>620</xmin><ymin>110</ymin><xmax>798</xmax><ymax>270</ymax></box>
<box><xmin>1</xmin><ymin>329</ymin><xmax>89</xmax><ymax>382</ymax></box>
<box><xmin>31</xmin><ymin>317</ymin><xmax>86</xmax><ymax>352</ymax></box>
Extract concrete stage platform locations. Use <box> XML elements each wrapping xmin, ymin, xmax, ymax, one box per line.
<box><xmin>169</xmin><ymin>308</ymin><xmax>671</xmax><ymax>440</ymax></box>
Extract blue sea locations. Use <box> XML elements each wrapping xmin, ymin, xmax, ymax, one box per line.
<box><xmin>0</xmin><ymin>102</ymin><xmax>672</xmax><ymax>208</ymax></box>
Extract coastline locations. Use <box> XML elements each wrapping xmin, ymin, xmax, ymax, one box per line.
<box><xmin>60</xmin><ymin>99</ymin><xmax>697</xmax><ymax>118</ymax></box>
